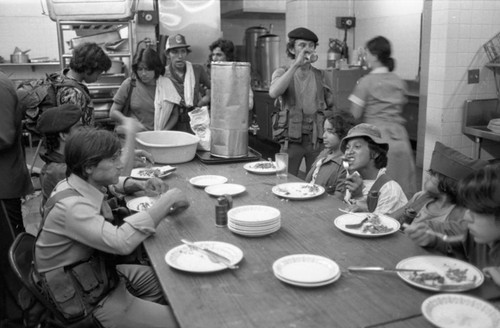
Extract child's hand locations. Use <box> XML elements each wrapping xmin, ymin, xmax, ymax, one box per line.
<box><xmin>483</xmin><ymin>266</ymin><xmax>500</xmax><ymax>286</ymax></box>
<box><xmin>345</xmin><ymin>172</ymin><xmax>363</xmax><ymax>198</ymax></box>
<box><xmin>404</xmin><ymin>222</ymin><xmax>436</xmax><ymax>246</ymax></box>
<box><xmin>143</xmin><ymin>177</ymin><xmax>169</xmax><ymax>196</ymax></box>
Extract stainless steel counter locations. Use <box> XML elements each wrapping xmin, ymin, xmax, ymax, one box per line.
<box><xmin>463</xmin><ymin>98</ymin><xmax>500</xmax><ymax>158</ymax></box>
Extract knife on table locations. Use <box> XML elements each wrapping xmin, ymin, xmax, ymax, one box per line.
<box><xmin>348</xmin><ymin>266</ymin><xmax>424</xmax><ymax>273</ymax></box>
<box><xmin>181</xmin><ymin>239</ymin><xmax>238</xmax><ymax>269</ymax></box>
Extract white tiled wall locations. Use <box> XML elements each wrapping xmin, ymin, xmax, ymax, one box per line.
<box><xmin>0</xmin><ymin>1</ymin><xmax>59</xmax><ymax>61</ymax></box>
<box><xmin>419</xmin><ymin>0</ymin><xmax>500</xmax><ymax>176</ymax></box>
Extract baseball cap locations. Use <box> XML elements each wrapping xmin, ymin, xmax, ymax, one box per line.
<box><xmin>165</xmin><ymin>34</ymin><xmax>190</xmax><ymax>51</ymax></box>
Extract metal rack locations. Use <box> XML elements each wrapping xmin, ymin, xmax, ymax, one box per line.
<box><xmin>54</xmin><ymin>20</ymin><xmax>134</xmax><ymax>126</ymax></box>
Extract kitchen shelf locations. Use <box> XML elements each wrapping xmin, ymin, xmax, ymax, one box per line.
<box><xmin>0</xmin><ymin>62</ymin><xmax>61</xmax><ymax>72</ymax></box>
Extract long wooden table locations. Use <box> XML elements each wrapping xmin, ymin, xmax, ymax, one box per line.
<box><xmin>142</xmin><ymin>158</ymin><xmax>500</xmax><ymax>328</ymax></box>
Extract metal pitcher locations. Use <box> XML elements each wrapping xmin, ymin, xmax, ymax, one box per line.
<box><xmin>210</xmin><ymin>62</ymin><xmax>250</xmax><ymax>158</ymax></box>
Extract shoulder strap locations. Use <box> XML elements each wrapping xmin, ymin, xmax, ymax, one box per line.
<box><xmin>366</xmin><ymin>174</ymin><xmax>392</xmax><ymax>212</ymax></box>
<box><xmin>39</xmin><ymin>189</ymin><xmax>81</xmax><ymax>237</ymax></box>
<box><xmin>122</xmin><ymin>76</ymin><xmax>136</xmax><ymax>117</ymax></box>
<box><xmin>48</xmin><ymin>73</ymin><xmax>91</xmax><ymax>102</ymax></box>
<box><xmin>388</xmin><ymin>192</ymin><xmax>433</xmax><ymax>222</ymax></box>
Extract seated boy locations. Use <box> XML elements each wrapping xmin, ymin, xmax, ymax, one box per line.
<box><xmin>410</xmin><ymin>164</ymin><xmax>500</xmax><ymax>285</ymax></box>
<box><xmin>305</xmin><ymin>112</ymin><xmax>354</xmax><ymax>197</ymax></box>
<box><xmin>341</xmin><ymin>123</ymin><xmax>407</xmax><ymax>214</ymax></box>
<box><xmin>398</xmin><ymin>142</ymin><xmax>487</xmax><ymax>253</ymax></box>
<box><xmin>34</xmin><ymin>128</ymin><xmax>187</xmax><ymax>327</ymax></box>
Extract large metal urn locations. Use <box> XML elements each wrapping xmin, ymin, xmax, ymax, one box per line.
<box><xmin>210</xmin><ymin>62</ymin><xmax>250</xmax><ymax>158</ymax></box>
<box><xmin>245</xmin><ymin>26</ymin><xmax>267</xmax><ymax>84</ymax></box>
<box><xmin>256</xmin><ymin>33</ymin><xmax>280</xmax><ymax>89</ymax></box>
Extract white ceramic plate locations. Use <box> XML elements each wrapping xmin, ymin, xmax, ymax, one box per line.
<box><xmin>227</xmin><ymin>205</ymin><xmax>281</xmax><ymax>226</ymax></box>
<box><xmin>272</xmin><ymin>183</ymin><xmax>325</xmax><ymax>200</ymax></box>
<box><xmin>189</xmin><ymin>175</ymin><xmax>228</xmax><ymax>188</ymax></box>
<box><xmin>130</xmin><ymin>166</ymin><xmax>176</xmax><ymax>180</ymax></box>
<box><xmin>333</xmin><ymin>213</ymin><xmax>400</xmax><ymax>238</ymax></box>
<box><xmin>165</xmin><ymin>241</ymin><xmax>243</xmax><ymax>273</ymax></box>
<box><xmin>126</xmin><ymin>196</ymin><xmax>155</xmax><ymax>212</ymax></box>
<box><xmin>243</xmin><ymin>161</ymin><xmax>277</xmax><ymax>174</ymax></box>
<box><xmin>228</xmin><ymin>222</ymin><xmax>281</xmax><ymax>237</ymax></box>
<box><xmin>272</xmin><ymin>254</ymin><xmax>340</xmax><ymax>284</ymax></box>
<box><xmin>204</xmin><ymin>183</ymin><xmax>246</xmax><ymax>197</ymax></box>
<box><xmin>422</xmin><ymin>294</ymin><xmax>500</xmax><ymax>328</ymax></box>
<box><xmin>397</xmin><ymin>255</ymin><xmax>484</xmax><ymax>292</ymax></box>
<box><xmin>274</xmin><ymin>270</ymin><xmax>341</xmax><ymax>287</ymax></box>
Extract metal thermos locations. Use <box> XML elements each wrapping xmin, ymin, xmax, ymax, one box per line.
<box><xmin>257</xmin><ymin>33</ymin><xmax>280</xmax><ymax>89</ymax></box>
<box><xmin>245</xmin><ymin>26</ymin><xmax>267</xmax><ymax>80</ymax></box>
<box><xmin>210</xmin><ymin>62</ymin><xmax>250</xmax><ymax>158</ymax></box>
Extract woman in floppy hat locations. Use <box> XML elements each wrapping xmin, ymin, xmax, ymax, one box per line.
<box><xmin>341</xmin><ymin>123</ymin><xmax>407</xmax><ymax>214</ymax></box>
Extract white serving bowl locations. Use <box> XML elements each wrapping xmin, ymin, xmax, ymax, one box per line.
<box><xmin>136</xmin><ymin>131</ymin><xmax>200</xmax><ymax>164</ymax></box>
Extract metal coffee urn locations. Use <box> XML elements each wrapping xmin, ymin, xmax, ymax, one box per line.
<box><xmin>256</xmin><ymin>33</ymin><xmax>280</xmax><ymax>89</ymax></box>
<box><xmin>245</xmin><ymin>26</ymin><xmax>267</xmax><ymax>86</ymax></box>
<box><xmin>210</xmin><ymin>62</ymin><xmax>251</xmax><ymax>158</ymax></box>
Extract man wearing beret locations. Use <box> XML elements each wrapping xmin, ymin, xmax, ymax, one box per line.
<box><xmin>37</xmin><ymin>104</ymin><xmax>84</xmax><ymax>206</ymax></box>
<box><xmin>269</xmin><ymin>27</ymin><xmax>334</xmax><ymax>177</ymax></box>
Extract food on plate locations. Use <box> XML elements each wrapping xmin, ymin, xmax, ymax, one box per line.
<box><xmin>253</xmin><ymin>162</ymin><xmax>276</xmax><ymax>170</ymax></box>
<box><xmin>278</xmin><ymin>184</ymin><xmax>320</xmax><ymax>196</ymax></box>
<box><xmin>361</xmin><ymin>214</ymin><xmax>393</xmax><ymax>234</ymax></box>
<box><xmin>137</xmin><ymin>201</ymin><xmax>153</xmax><ymax>211</ymax></box>
<box><xmin>137</xmin><ymin>168</ymin><xmax>164</xmax><ymax>178</ymax></box>
<box><xmin>445</xmin><ymin>267</ymin><xmax>473</xmax><ymax>283</ymax></box>
<box><xmin>136</xmin><ymin>166</ymin><xmax>174</xmax><ymax>178</ymax></box>
<box><xmin>409</xmin><ymin>271</ymin><xmax>445</xmax><ymax>286</ymax></box>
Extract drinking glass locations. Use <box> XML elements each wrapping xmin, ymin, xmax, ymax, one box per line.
<box><xmin>275</xmin><ymin>152</ymin><xmax>288</xmax><ymax>185</ymax></box>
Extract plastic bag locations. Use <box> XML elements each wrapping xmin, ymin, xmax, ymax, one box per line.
<box><xmin>188</xmin><ymin>106</ymin><xmax>211</xmax><ymax>151</ymax></box>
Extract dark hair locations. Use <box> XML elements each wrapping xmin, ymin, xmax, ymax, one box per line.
<box><xmin>365</xmin><ymin>137</ymin><xmax>389</xmax><ymax>169</ymax></box>
<box><xmin>43</xmin><ymin>128</ymin><xmax>70</xmax><ymax>153</ymax></box>
<box><xmin>457</xmin><ymin>164</ymin><xmax>500</xmax><ymax>217</ymax></box>
<box><xmin>366</xmin><ymin>36</ymin><xmax>395</xmax><ymax>72</ymax></box>
<box><xmin>69</xmin><ymin>42</ymin><xmax>112</xmax><ymax>74</ymax></box>
<box><xmin>65</xmin><ymin>128</ymin><xmax>121</xmax><ymax>180</ymax></box>
<box><xmin>286</xmin><ymin>38</ymin><xmax>319</xmax><ymax>59</ymax></box>
<box><xmin>209</xmin><ymin>38</ymin><xmax>236</xmax><ymax>61</ymax></box>
<box><xmin>132</xmin><ymin>46</ymin><xmax>165</xmax><ymax>80</ymax></box>
<box><xmin>325</xmin><ymin>112</ymin><xmax>355</xmax><ymax>141</ymax></box>
<box><xmin>428</xmin><ymin>169</ymin><xmax>458</xmax><ymax>203</ymax></box>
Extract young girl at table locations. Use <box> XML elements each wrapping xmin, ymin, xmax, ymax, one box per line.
<box><xmin>394</xmin><ymin>142</ymin><xmax>487</xmax><ymax>252</ymax></box>
<box><xmin>341</xmin><ymin>123</ymin><xmax>407</xmax><ymax>214</ymax></box>
<box><xmin>407</xmin><ymin>164</ymin><xmax>500</xmax><ymax>286</ymax></box>
<box><xmin>305</xmin><ymin>111</ymin><xmax>355</xmax><ymax>197</ymax></box>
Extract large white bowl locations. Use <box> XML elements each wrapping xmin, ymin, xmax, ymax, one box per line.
<box><xmin>136</xmin><ymin>131</ymin><xmax>200</xmax><ymax>164</ymax></box>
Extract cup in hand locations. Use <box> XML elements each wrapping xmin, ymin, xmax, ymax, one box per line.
<box><xmin>275</xmin><ymin>152</ymin><xmax>288</xmax><ymax>185</ymax></box>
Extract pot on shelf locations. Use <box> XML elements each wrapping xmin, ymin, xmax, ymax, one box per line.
<box><xmin>10</xmin><ymin>48</ymin><xmax>31</xmax><ymax>63</ymax></box>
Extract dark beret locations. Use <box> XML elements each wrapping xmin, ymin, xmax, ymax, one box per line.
<box><xmin>36</xmin><ymin>104</ymin><xmax>82</xmax><ymax>134</ymax></box>
<box><xmin>288</xmin><ymin>27</ymin><xmax>318</xmax><ymax>43</ymax></box>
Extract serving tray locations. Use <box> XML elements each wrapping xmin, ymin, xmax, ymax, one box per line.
<box><xmin>196</xmin><ymin>148</ymin><xmax>261</xmax><ymax>164</ymax></box>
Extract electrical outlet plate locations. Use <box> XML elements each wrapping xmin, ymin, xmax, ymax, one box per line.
<box><xmin>468</xmin><ymin>69</ymin><xmax>479</xmax><ymax>84</ymax></box>
<box><xmin>336</xmin><ymin>17</ymin><xmax>356</xmax><ymax>29</ymax></box>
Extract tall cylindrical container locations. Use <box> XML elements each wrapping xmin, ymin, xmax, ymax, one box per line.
<box><xmin>257</xmin><ymin>34</ymin><xmax>280</xmax><ymax>89</ymax></box>
<box><xmin>245</xmin><ymin>26</ymin><xmax>267</xmax><ymax>82</ymax></box>
<box><xmin>210</xmin><ymin>62</ymin><xmax>250</xmax><ymax>158</ymax></box>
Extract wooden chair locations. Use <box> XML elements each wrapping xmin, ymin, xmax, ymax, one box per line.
<box><xmin>8</xmin><ymin>233</ymin><xmax>102</xmax><ymax>328</ymax></box>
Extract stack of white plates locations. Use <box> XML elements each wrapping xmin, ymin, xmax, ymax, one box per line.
<box><xmin>272</xmin><ymin>254</ymin><xmax>341</xmax><ymax>287</ymax></box>
<box><xmin>487</xmin><ymin>118</ymin><xmax>500</xmax><ymax>134</ymax></box>
<box><xmin>227</xmin><ymin>205</ymin><xmax>281</xmax><ymax>237</ymax></box>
